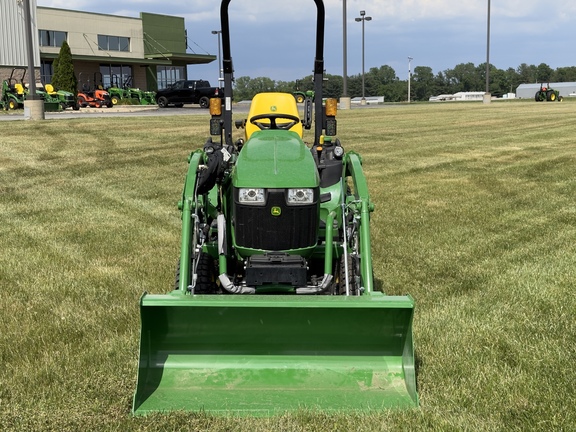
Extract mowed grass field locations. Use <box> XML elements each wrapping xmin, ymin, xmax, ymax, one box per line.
<box><xmin>1</xmin><ymin>100</ymin><xmax>575</xmax><ymax>431</ymax></box>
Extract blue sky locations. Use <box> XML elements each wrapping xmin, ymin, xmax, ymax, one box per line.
<box><xmin>36</xmin><ymin>0</ymin><xmax>576</xmax><ymax>83</ymax></box>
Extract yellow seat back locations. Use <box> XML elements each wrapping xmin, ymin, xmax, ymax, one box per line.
<box><xmin>246</xmin><ymin>92</ymin><xmax>302</xmax><ymax>140</ymax></box>
<box><xmin>14</xmin><ymin>83</ymin><xmax>25</xmax><ymax>95</ymax></box>
<box><xmin>45</xmin><ymin>84</ymin><xmax>55</xmax><ymax>94</ymax></box>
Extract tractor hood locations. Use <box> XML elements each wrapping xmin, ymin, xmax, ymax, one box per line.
<box><xmin>233</xmin><ymin>130</ymin><xmax>320</xmax><ymax>188</ymax></box>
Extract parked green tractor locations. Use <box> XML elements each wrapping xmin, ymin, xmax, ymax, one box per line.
<box><xmin>1</xmin><ymin>68</ymin><xmax>67</xmax><ymax>111</ymax></box>
<box><xmin>43</xmin><ymin>84</ymin><xmax>79</xmax><ymax>110</ymax></box>
<box><xmin>535</xmin><ymin>83</ymin><xmax>563</xmax><ymax>102</ymax></box>
<box><xmin>123</xmin><ymin>77</ymin><xmax>155</xmax><ymax>105</ymax></box>
<box><xmin>1</xmin><ymin>69</ymin><xmax>27</xmax><ymax>110</ymax></box>
<box><xmin>133</xmin><ymin>0</ymin><xmax>418</xmax><ymax>416</ymax></box>
<box><xmin>108</xmin><ymin>76</ymin><xmax>155</xmax><ymax>105</ymax></box>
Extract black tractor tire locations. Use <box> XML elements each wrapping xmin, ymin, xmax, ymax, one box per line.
<box><xmin>535</xmin><ymin>91</ymin><xmax>543</xmax><ymax>102</ymax></box>
<box><xmin>199</xmin><ymin>97</ymin><xmax>210</xmax><ymax>108</ymax></box>
<box><xmin>77</xmin><ymin>96</ymin><xmax>87</xmax><ymax>108</ymax></box>
<box><xmin>174</xmin><ymin>253</ymin><xmax>219</xmax><ymax>294</ymax></box>
<box><xmin>548</xmin><ymin>91</ymin><xmax>556</xmax><ymax>101</ymax></box>
<box><xmin>8</xmin><ymin>99</ymin><xmax>18</xmax><ymax>110</ymax></box>
<box><xmin>559</xmin><ymin>96</ymin><xmax>564</xmax><ymax>102</ymax></box>
<box><xmin>295</xmin><ymin>94</ymin><xmax>305</xmax><ymax>104</ymax></box>
<box><xmin>111</xmin><ymin>95</ymin><xmax>120</xmax><ymax>105</ymax></box>
<box><xmin>157</xmin><ymin>96</ymin><xmax>169</xmax><ymax>108</ymax></box>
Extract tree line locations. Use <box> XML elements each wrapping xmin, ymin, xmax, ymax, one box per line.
<box><xmin>232</xmin><ymin>63</ymin><xmax>576</xmax><ymax>102</ymax></box>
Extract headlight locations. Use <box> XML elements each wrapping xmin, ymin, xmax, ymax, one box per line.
<box><xmin>238</xmin><ymin>188</ymin><xmax>265</xmax><ymax>204</ymax></box>
<box><xmin>287</xmin><ymin>188</ymin><xmax>314</xmax><ymax>204</ymax></box>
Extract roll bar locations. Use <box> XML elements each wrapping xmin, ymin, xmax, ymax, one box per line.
<box><xmin>219</xmin><ymin>0</ymin><xmax>326</xmax><ymax>145</ymax></box>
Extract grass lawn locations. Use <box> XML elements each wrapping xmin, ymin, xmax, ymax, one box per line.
<box><xmin>1</xmin><ymin>100</ymin><xmax>575</xmax><ymax>431</ymax></box>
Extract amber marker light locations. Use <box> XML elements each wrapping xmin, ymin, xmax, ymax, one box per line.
<box><xmin>325</xmin><ymin>98</ymin><xmax>337</xmax><ymax>117</ymax></box>
<box><xmin>210</xmin><ymin>98</ymin><xmax>222</xmax><ymax>116</ymax></box>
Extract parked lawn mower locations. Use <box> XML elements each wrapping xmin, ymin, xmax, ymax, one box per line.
<box><xmin>123</xmin><ymin>76</ymin><xmax>155</xmax><ymax>105</ymax></box>
<box><xmin>1</xmin><ymin>68</ymin><xmax>27</xmax><ymax>110</ymax></box>
<box><xmin>107</xmin><ymin>76</ymin><xmax>128</xmax><ymax>105</ymax></box>
<box><xmin>108</xmin><ymin>75</ymin><xmax>156</xmax><ymax>105</ymax></box>
<box><xmin>133</xmin><ymin>0</ymin><xmax>418</xmax><ymax>416</ymax></box>
<box><xmin>43</xmin><ymin>84</ymin><xmax>79</xmax><ymax>110</ymax></box>
<box><xmin>535</xmin><ymin>83</ymin><xmax>563</xmax><ymax>102</ymax></box>
<box><xmin>77</xmin><ymin>73</ymin><xmax>112</xmax><ymax>108</ymax></box>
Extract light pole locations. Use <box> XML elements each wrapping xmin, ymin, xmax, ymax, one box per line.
<box><xmin>355</xmin><ymin>10</ymin><xmax>371</xmax><ymax>105</ymax></box>
<box><xmin>340</xmin><ymin>0</ymin><xmax>351</xmax><ymax>109</ymax></box>
<box><xmin>211</xmin><ymin>30</ymin><xmax>222</xmax><ymax>86</ymax></box>
<box><xmin>342</xmin><ymin>0</ymin><xmax>348</xmax><ymax>97</ymax></box>
<box><xmin>22</xmin><ymin>0</ymin><xmax>44</xmax><ymax>119</ymax></box>
<box><xmin>484</xmin><ymin>0</ymin><xmax>491</xmax><ymax>104</ymax></box>
<box><xmin>408</xmin><ymin>56</ymin><xmax>413</xmax><ymax>103</ymax></box>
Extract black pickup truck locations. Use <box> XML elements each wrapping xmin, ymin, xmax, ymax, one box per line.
<box><xmin>155</xmin><ymin>79</ymin><xmax>222</xmax><ymax>108</ymax></box>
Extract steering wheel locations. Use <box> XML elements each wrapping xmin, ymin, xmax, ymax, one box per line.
<box><xmin>249</xmin><ymin>113</ymin><xmax>301</xmax><ymax>131</ymax></box>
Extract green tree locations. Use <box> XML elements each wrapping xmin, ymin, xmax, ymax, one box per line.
<box><xmin>536</xmin><ymin>63</ymin><xmax>553</xmax><ymax>83</ymax></box>
<box><xmin>233</xmin><ymin>76</ymin><xmax>252</xmax><ymax>101</ymax></box>
<box><xmin>50</xmin><ymin>40</ymin><xmax>77</xmax><ymax>95</ymax></box>
<box><xmin>412</xmin><ymin>66</ymin><xmax>434</xmax><ymax>101</ymax></box>
<box><xmin>517</xmin><ymin>63</ymin><xmax>537</xmax><ymax>84</ymax></box>
<box><xmin>552</xmin><ymin>66</ymin><xmax>576</xmax><ymax>82</ymax></box>
<box><xmin>445</xmin><ymin>63</ymin><xmax>482</xmax><ymax>92</ymax></box>
<box><xmin>322</xmin><ymin>74</ymin><xmax>342</xmax><ymax>99</ymax></box>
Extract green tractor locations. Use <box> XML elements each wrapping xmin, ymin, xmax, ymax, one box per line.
<box><xmin>108</xmin><ymin>75</ymin><xmax>156</xmax><ymax>105</ymax></box>
<box><xmin>133</xmin><ymin>0</ymin><xmax>417</xmax><ymax>416</ymax></box>
<box><xmin>1</xmin><ymin>69</ymin><xmax>27</xmax><ymax>110</ymax></box>
<box><xmin>42</xmin><ymin>84</ymin><xmax>79</xmax><ymax>110</ymax></box>
<box><xmin>107</xmin><ymin>75</ymin><xmax>130</xmax><ymax>105</ymax></box>
<box><xmin>293</xmin><ymin>79</ymin><xmax>315</xmax><ymax>104</ymax></box>
<box><xmin>123</xmin><ymin>76</ymin><xmax>155</xmax><ymax>105</ymax></box>
<box><xmin>535</xmin><ymin>83</ymin><xmax>563</xmax><ymax>102</ymax></box>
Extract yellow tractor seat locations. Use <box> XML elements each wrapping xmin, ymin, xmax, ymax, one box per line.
<box><xmin>45</xmin><ymin>84</ymin><xmax>56</xmax><ymax>94</ymax></box>
<box><xmin>14</xmin><ymin>83</ymin><xmax>25</xmax><ymax>95</ymax></box>
<box><xmin>245</xmin><ymin>92</ymin><xmax>303</xmax><ymax>140</ymax></box>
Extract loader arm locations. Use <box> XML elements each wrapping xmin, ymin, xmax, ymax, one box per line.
<box><xmin>344</xmin><ymin>151</ymin><xmax>375</xmax><ymax>293</ymax></box>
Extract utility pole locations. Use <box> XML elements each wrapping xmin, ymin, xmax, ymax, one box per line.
<box><xmin>408</xmin><ymin>56</ymin><xmax>413</xmax><ymax>103</ymax></box>
<box><xmin>22</xmin><ymin>0</ymin><xmax>44</xmax><ymax>119</ymax></box>
<box><xmin>484</xmin><ymin>0</ymin><xmax>491</xmax><ymax>104</ymax></box>
<box><xmin>342</xmin><ymin>0</ymin><xmax>348</xmax><ymax>97</ymax></box>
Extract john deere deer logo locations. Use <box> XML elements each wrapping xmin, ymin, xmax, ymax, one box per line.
<box><xmin>271</xmin><ymin>206</ymin><xmax>281</xmax><ymax>216</ymax></box>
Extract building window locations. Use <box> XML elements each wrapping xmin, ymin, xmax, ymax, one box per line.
<box><xmin>97</xmin><ymin>35</ymin><xmax>130</xmax><ymax>52</ymax></box>
<box><xmin>157</xmin><ymin>66</ymin><xmax>185</xmax><ymax>90</ymax></box>
<box><xmin>99</xmin><ymin>64</ymin><xmax>133</xmax><ymax>90</ymax></box>
<box><xmin>39</xmin><ymin>30</ymin><xmax>67</xmax><ymax>47</ymax></box>
<box><xmin>40</xmin><ymin>61</ymin><xmax>54</xmax><ymax>85</ymax></box>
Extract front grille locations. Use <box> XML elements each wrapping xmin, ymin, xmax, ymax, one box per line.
<box><xmin>234</xmin><ymin>189</ymin><xmax>318</xmax><ymax>250</ymax></box>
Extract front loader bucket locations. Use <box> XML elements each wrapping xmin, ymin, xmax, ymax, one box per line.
<box><xmin>133</xmin><ymin>293</ymin><xmax>418</xmax><ymax>415</ymax></box>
